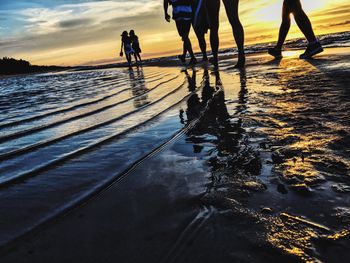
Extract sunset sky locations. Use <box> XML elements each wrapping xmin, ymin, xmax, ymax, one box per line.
<box><xmin>0</xmin><ymin>0</ymin><xmax>349</xmax><ymax>66</ymax></box>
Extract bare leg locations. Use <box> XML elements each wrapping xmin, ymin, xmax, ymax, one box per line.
<box><xmin>176</xmin><ymin>21</ymin><xmax>195</xmax><ymax>62</ymax></box>
<box><xmin>183</xmin><ymin>36</ymin><xmax>195</xmax><ymax>59</ymax></box>
<box><xmin>276</xmin><ymin>1</ymin><xmax>291</xmax><ymax>49</ymax></box>
<box><xmin>182</xmin><ymin>21</ymin><xmax>195</xmax><ymax>60</ymax></box>
<box><xmin>205</xmin><ymin>0</ymin><xmax>220</xmax><ymax>68</ymax></box>
<box><xmin>222</xmin><ymin>0</ymin><xmax>245</xmax><ymax>59</ymax></box>
<box><xmin>182</xmin><ymin>42</ymin><xmax>187</xmax><ymax>57</ymax></box>
<box><xmin>134</xmin><ymin>53</ymin><xmax>139</xmax><ymax>64</ymax></box>
<box><xmin>194</xmin><ymin>29</ymin><xmax>207</xmax><ymax>60</ymax></box>
<box><xmin>291</xmin><ymin>0</ymin><xmax>317</xmax><ymax>43</ymax></box>
<box><xmin>126</xmin><ymin>54</ymin><xmax>132</xmax><ymax>68</ymax></box>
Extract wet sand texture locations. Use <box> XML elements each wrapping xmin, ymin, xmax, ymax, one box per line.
<box><xmin>0</xmin><ymin>47</ymin><xmax>349</xmax><ymax>262</ymax></box>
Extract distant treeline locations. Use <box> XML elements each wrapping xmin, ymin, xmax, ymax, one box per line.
<box><xmin>0</xmin><ymin>57</ymin><xmax>67</xmax><ymax>75</ymax></box>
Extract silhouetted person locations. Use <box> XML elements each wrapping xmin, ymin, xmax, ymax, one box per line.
<box><xmin>206</xmin><ymin>0</ymin><xmax>245</xmax><ymax>69</ymax></box>
<box><xmin>120</xmin><ymin>31</ymin><xmax>134</xmax><ymax>69</ymax></box>
<box><xmin>192</xmin><ymin>0</ymin><xmax>209</xmax><ymax>62</ymax></box>
<box><xmin>268</xmin><ymin>0</ymin><xmax>323</xmax><ymax>59</ymax></box>
<box><xmin>129</xmin><ymin>30</ymin><xmax>142</xmax><ymax>64</ymax></box>
<box><xmin>178</xmin><ymin>0</ymin><xmax>209</xmax><ymax>63</ymax></box>
<box><xmin>164</xmin><ymin>0</ymin><xmax>197</xmax><ymax>65</ymax></box>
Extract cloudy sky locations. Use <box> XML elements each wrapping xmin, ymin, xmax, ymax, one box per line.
<box><xmin>0</xmin><ymin>0</ymin><xmax>349</xmax><ymax>66</ymax></box>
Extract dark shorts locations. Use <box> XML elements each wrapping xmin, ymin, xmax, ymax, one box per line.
<box><xmin>284</xmin><ymin>0</ymin><xmax>302</xmax><ymax>9</ymax></box>
<box><xmin>192</xmin><ymin>0</ymin><xmax>209</xmax><ymax>34</ymax></box>
<box><xmin>175</xmin><ymin>19</ymin><xmax>192</xmax><ymax>38</ymax></box>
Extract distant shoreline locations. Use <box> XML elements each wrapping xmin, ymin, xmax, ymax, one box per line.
<box><xmin>0</xmin><ymin>68</ymin><xmax>70</xmax><ymax>79</ymax></box>
<box><xmin>78</xmin><ymin>31</ymin><xmax>350</xmax><ymax>71</ymax></box>
<box><xmin>1</xmin><ymin>31</ymin><xmax>348</xmax><ymax>78</ymax></box>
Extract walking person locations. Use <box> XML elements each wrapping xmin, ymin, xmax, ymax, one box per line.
<box><xmin>268</xmin><ymin>0</ymin><xmax>323</xmax><ymax>59</ymax></box>
<box><xmin>164</xmin><ymin>0</ymin><xmax>197</xmax><ymax>66</ymax></box>
<box><xmin>205</xmin><ymin>0</ymin><xmax>245</xmax><ymax>69</ymax></box>
<box><xmin>191</xmin><ymin>0</ymin><xmax>209</xmax><ymax>62</ymax></box>
<box><xmin>175</xmin><ymin>0</ymin><xmax>209</xmax><ymax>63</ymax></box>
<box><xmin>129</xmin><ymin>30</ymin><xmax>142</xmax><ymax>64</ymax></box>
<box><xmin>120</xmin><ymin>31</ymin><xmax>134</xmax><ymax>69</ymax></box>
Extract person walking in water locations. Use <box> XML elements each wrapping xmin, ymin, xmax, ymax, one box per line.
<box><xmin>129</xmin><ymin>30</ymin><xmax>142</xmax><ymax>64</ymax></box>
<box><xmin>268</xmin><ymin>0</ymin><xmax>323</xmax><ymax>59</ymax></box>
<box><xmin>164</xmin><ymin>0</ymin><xmax>197</xmax><ymax>65</ymax></box>
<box><xmin>205</xmin><ymin>0</ymin><xmax>245</xmax><ymax>69</ymax></box>
<box><xmin>120</xmin><ymin>31</ymin><xmax>134</xmax><ymax>69</ymax></box>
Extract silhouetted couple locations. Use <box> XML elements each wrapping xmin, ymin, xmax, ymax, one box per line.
<box><xmin>164</xmin><ymin>0</ymin><xmax>323</xmax><ymax>69</ymax></box>
<box><xmin>120</xmin><ymin>30</ymin><xmax>142</xmax><ymax>69</ymax></box>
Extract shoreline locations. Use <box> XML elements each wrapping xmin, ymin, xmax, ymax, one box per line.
<box><xmin>1</xmin><ymin>29</ymin><xmax>348</xmax><ymax>78</ymax></box>
<box><xmin>0</xmin><ymin>68</ymin><xmax>70</xmax><ymax>80</ymax></box>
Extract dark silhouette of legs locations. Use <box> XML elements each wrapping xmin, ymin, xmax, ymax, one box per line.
<box><xmin>276</xmin><ymin>0</ymin><xmax>316</xmax><ymax>49</ymax></box>
<box><xmin>269</xmin><ymin>0</ymin><xmax>322</xmax><ymax>59</ymax></box>
<box><xmin>176</xmin><ymin>20</ymin><xmax>196</xmax><ymax>64</ymax></box>
<box><xmin>276</xmin><ymin>2</ymin><xmax>292</xmax><ymax>49</ymax></box>
<box><xmin>126</xmin><ymin>53</ymin><xmax>132</xmax><ymax>68</ymax></box>
<box><xmin>181</xmin><ymin>31</ymin><xmax>205</xmax><ymax>61</ymax></box>
<box><xmin>222</xmin><ymin>0</ymin><xmax>245</xmax><ymax>62</ymax></box>
<box><xmin>133</xmin><ymin>52</ymin><xmax>142</xmax><ymax>64</ymax></box>
<box><xmin>292</xmin><ymin>2</ymin><xmax>317</xmax><ymax>43</ymax></box>
<box><xmin>133</xmin><ymin>53</ymin><xmax>139</xmax><ymax>64</ymax></box>
<box><xmin>184</xmin><ymin>37</ymin><xmax>195</xmax><ymax>59</ymax></box>
<box><xmin>194</xmin><ymin>29</ymin><xmax>207</xmax><ymax>61</ymax></box>
<box><xmin>205</xmin><ymin>0</ymin><xmax>220</xmax><ymax>68</ymax></box>
<box><xmin>206</xmin><ymin>0</ymin><xmax>245</xmax><ymax>69</ymax></box>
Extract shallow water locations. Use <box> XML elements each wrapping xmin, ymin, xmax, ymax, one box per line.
<box><xmin>0</xmin><ymin>48</ymin><xmax>349</xmax><ymax>262</ymax></box>
<box><xmin>0</xmin><ymin>66</ymin><xmax>191</xmax><ymax>243</ymax></box>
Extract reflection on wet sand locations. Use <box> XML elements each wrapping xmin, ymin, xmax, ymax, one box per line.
<box><xmin>128</xmin><ymin>67</ymin><xmax>149</xmax><ymax>108</ymax></box>
<box><xmin>181</xmin><ymin>67</ymin><xmax>263</xmax><ymax>198</ymax></box>
<box><xmin>179</xmin><ymin>58</ymin><xmax>350</xmax><ymax>262</ymax></box>
<box><xmin>0</xmin><ymin>49</ymin><xmax>349</xmax><ymax>263</ymax></box>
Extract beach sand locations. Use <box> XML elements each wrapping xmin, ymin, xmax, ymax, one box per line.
<box><xmin>0</xmin><ymin>47</ymin><xmax>349</xmax><ymax>262</ymax></box>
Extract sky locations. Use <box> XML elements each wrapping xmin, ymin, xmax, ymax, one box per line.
<box><xmin>0</xmin><ymin>0</ymin><xmax>349</xmax><ymax>66</ymax></box>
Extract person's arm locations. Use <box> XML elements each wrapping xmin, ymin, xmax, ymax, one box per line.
<box><xmin>120</xmin><ymin>40</ymin><xmax>124</xmax><ymax>57</ymax></box>
<box><xmin>164</xmin><ymin>0</ymin><xmax>171</xmax><ymax>22</ymax></box>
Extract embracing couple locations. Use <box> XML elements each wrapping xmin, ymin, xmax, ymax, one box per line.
<box><xmin>164</xmin><ymin>0</ymin><xmax>323</xmax><ymax>69</ymax></box>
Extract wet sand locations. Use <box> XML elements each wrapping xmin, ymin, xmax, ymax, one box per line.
<box><xmin>1</xmin><ymin>47</ymin><xmax>349</xmax><ymax>262</ymax></box>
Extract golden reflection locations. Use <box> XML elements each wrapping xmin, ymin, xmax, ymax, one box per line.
<box><xmin>258</xmin><ymin>57</ymin><xmax>349</xmax><ymax>186</ymax></box>
<box><xmin>128</xmin><ymin>67</ymin><xmax>150</xmax><ymax>108</ymax></box>
<box><xmin>266</xmin><ymin>214</ymin><xmax>323</xmax><ymax>262</ymax></box>
<box><xmin>326</xmin><ymin>229</ymin><xmax>350</xmax><ymax>241</ymax></box>
<box><xmin>245</xmin><ymin>53</ymin><xmax>350</xmax><ymax>260</ymax></box>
